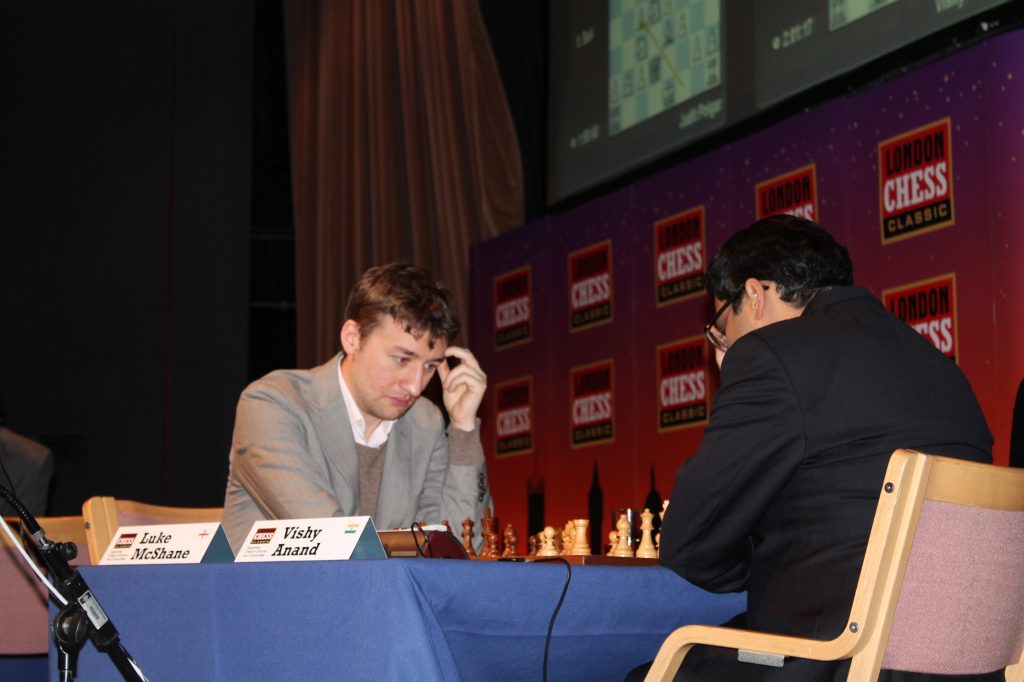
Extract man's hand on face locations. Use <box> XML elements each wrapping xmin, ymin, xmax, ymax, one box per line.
<box><xmin>437</xmin><ymin>346</ymin><xmax>487</xmax><ymax>432</ymax></box>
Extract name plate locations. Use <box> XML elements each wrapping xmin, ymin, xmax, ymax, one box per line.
<box><xmin>99</xmin><ymin>523</ymin><xmax>234</xmax><ymax>565</ymax></box>
<box><xmin>234</xmin><ymin>516</ymin><xmax>387</xmax><ymax>562</ymax></box>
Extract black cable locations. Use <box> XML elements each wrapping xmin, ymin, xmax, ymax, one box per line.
<box><xmin>0</xmin><ymin>438</ymin><xmax>41</xmax><ymax>549</ymax></box>
<box><xmin>531</xmin><ymin>557</ymin><xmax>572</xmax><ymax>682</ymax></box>
<box><xmin>409</xmin><ymin>521</ymin><xmax>429</xmax><ymax>557</ymax></box>
<box><xmin>0</xmin><ymin>439</ymin><xmax>36</xmax><ymax>548</ymax></box>
<box><xmin>0</xmin><ymin>436</ymin><xmax>20</xmax><ymax>513</ymax></box>
<box><xmin>0</xmin><ymin>480</ymin><xmax>40</xmax><ymax>535</ymax></box>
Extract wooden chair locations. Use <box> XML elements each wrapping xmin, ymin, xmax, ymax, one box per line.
<box><xmin>82</xmin><ymin>496</ymin><xmax>222</xmax><ymax>560</ymax></box>
<box><xmin>646</xmin><ymin>449</ymin><xmax>1024</xmax><ymax>681</ymax></box>
<box><xmin>0</xmin><ymin>515</ymin><xmax>89</xmax><ymax>654</ymax></box>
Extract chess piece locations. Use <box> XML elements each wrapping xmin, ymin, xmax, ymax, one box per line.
<box><xmin>610</xmin><ymin>507</ymin><xmax>638</xmax><ymax>551</ymax></box>
<box><xmin>502</xmin><ymin>523</ymin><xmax>519</xmax><ymax>557</ymax></box>
<box><xmin>483</xmin><ymin>530</ymin><xmax>501</xmax><ymax>558</ymax></box>
<box><xmin>537</xmin><ymin>526</ymin><xmax>561</xmax><ymax>557</ymax></box>
<box><xmin>461</xmin><ymin>518</ymin><xmax>477</xmax><ymax>558</ymax></box>
<box><xmin>481</xmin><ymin>507</ymin><xmax>495</xmax><ymax>538</ymax></box>
<box><xmin>607</xmin><ymin>530</ymin><xmax>618</xmax><ymax>556</ymax></box>
<box><xmin>611</xmin><ymin>514</ymin><xmax>635</xmax><ymax>558</ymax></box>
<box><xmin>538</xmin><ymin>531</ymin><xmax>553</xmax><ymax>554</ymax></box>
<box><xmin>560</xmin><ymin>521</ymin><xmax>574</xmax><ymax>556</ymax></box>
<box><xmin>529</xmin><ymin>532</ymin><xmax>540</xmax><ymax>557</ymax></box>
<box><xmin>569</xmin><ymin>519</ymin><xmax>591</xmax><ymax>555</ymax></box>
<box><xmin>475</xmin><ymin>507</ymin><xmax>498</xmax><ymax>558</ymax></box>
<box><xmin>636</xmin><ymin>508</ymin><xmax>658</xmax><ymax>559</ymax></box>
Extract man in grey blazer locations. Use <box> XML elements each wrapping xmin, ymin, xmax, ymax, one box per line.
<box><xmin>223</xmin><ymin>263</ymin><xmax>492</xmax><ymax>553</ymax></box>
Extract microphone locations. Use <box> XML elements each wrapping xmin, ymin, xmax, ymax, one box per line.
<box><xmin>0</xmin><ymin>483</ymin><xmax>149</xmax><ymax>682</ymax></box>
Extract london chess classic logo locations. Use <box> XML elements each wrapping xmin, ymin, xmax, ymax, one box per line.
<box><xmin>654</xmin><ymin>205</ymin><xmax>706</xmax><ymax>306</ymax></box>
<box><xmin>569</xmin><ymin>359</ymin><xmax>615</xmax><ymax>448</ymax></box>
<box><xmin>493</xmin><ymin>266</ymin><xmax>532</xmax><ymax>350</ymax></box>
<box><xmin>568</xmin><ymin>240</ymin><xmax>613</xmax><ymax>331</ymax></box>
<box><xmin>755</xmin><ymin>164</ymin><xmax>818</xmax><ymax>222</ymax></box>
<box><xmin>882</xmin><ymin>273</ymin><xmax>959</xmax><ymax>362</ymax></box>
<box><xmin>878</xmin><ymin>118</ymin><xmax>954</xmax><ymax>244</ymax></box>
<box><xmin>495</xmin><ymin>376</ymin><xmax>533</xmax><ymax>457</ymax></box>
<box><xmin>656</xmin><ymin>335</ymin><xmax>710</xmax><ymax>432</ymax></box>
<box><xmin>250</xmin><ymin>528</ymin><xmax>276</xmax><ymax>545</ymax></box>
<box><xmin>114</xmin><ymin>533</ymin><xmax>137</xmax><ymax>550</ymax></box>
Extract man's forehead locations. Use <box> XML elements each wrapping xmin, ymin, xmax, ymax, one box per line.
<box><xmin>392</xmin><ymin>345</ymin><xmax>447</xmax><ymax>363</ymax></box>
<box><xmin>369</xmin><ymin>316</ymin><xmax>447</xmax><ymax>355</ymax></box>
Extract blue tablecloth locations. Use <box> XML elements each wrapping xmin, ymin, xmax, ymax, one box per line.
<box><xmin>47</xmin><ymin>559</ymin><xmax>744</xmax><ymax>681</ymax></box>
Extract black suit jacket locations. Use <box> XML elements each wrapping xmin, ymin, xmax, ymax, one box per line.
<box><xmin>659</xmin><ymin>286</ymin><xmax>994</xmax><ymax>680</ymax></box>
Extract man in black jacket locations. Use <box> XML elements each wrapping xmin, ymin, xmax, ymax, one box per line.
<box><xmin>657</xmin><ymin>215</ymin><xmax>996</xmax><ymax>681</ymax></box>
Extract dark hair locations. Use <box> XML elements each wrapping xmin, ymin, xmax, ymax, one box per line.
<box><xmin>344</xmin><ymin>263</ymin><xmax>459</xmax><ymax>347</ymax></box>
<box><xmin>705</xmin><ymin>215</ymin><xmax>853</xmax><ymax>309</ymax></box>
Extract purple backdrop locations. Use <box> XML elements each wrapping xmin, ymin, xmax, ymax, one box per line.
<box><xmin>470</xmin><ymin>29</ymin><xmax>1024</xmax><ymax>538</ymax></box>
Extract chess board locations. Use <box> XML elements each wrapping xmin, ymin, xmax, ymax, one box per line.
<box><xmin>527</xmin><ymin>555</ymin><xmax>657</xmax><ymax>566</ymax></box>
<box><xmin>829</xmin><ymin>0</ymin><xmax>900</xmax><ymax>31</ymax></box>
<box><xmin>458</xmin><ymin>506</ymin><xmax>667</xmax><ymax>564</ymax></box>
<box><xmin>608</xmin><ymin>0</ymin><xmax>722</xmax><ymax>136</ymax></box>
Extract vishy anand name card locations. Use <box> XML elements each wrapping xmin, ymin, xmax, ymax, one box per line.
<box><xmin>234</xmin><ymin>516</ymin><xmax>386</xmax><ymax>562</ymax></box>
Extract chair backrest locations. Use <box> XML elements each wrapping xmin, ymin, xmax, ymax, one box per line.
<box><xmin>0</xmin><ymin>515</ymin><xmax>89</xmax><ymax>654</ymax></box>
<box><xmin>82</xmin><ymin>496</ymin><xmax>223</xmax><ymax>560</ymax></box>
<box><xmin>843</xmin><ymin>450</ymin><xmax>1024</xmax><ymax>679</ymax></box>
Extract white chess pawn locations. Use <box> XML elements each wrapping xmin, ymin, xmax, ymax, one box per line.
<box><xmin>636</xmin><ymin>508</ymin><xmax>658</xmax><ymax>559</ymax></box>
<box><xmin>607</xmin><ymin>530</ymin><xmax>618</xmax><ymax>556</ymax></box>
<box><xmin>537</xmin><ymin>526</ymin><xmax>561</xmax><ymax>557</ymax></box>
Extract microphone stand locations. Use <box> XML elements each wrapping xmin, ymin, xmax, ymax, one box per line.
<box><xmin>0</xmin><ymin>484</ymin><xmax>148</xmax><ymax>681</ymax></box>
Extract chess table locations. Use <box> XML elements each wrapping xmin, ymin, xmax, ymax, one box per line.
<box><xmin>49</xmin><ymin>559</ymin><xmax>745</xmax><ymax>681</ymax></box>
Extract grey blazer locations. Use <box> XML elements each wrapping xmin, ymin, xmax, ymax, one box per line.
<box><xmin>223</xmin><ymin>354</ymin><xmax>491</xmax><ymax>552</ymax></box>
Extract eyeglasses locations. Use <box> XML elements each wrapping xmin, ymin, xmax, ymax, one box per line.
<box><xmin>704</xmin><ymin>298</ymin><xmax>736</xmax><ymax>354</ymax></box>
<box><xmin>704</xmin><ymin>285</ymin><xmax>770</xmax><ymax>354</ymax></box>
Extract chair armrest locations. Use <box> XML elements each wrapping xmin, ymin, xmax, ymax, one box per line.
<box><xmin>644</xmin><ymin>625</ymin><xmax>857</xmax><ymax>682</ymax></box>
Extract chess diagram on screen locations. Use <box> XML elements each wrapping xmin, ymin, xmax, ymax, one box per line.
<box><xmin>829</xmin><ymin>0</ymin><xmax>899</xmax><ymax>31</ymax></box>
<box><xmin>608</xmin><ymin>0</ymin><xmax>722</xmax><ymax>136</ymax></box>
